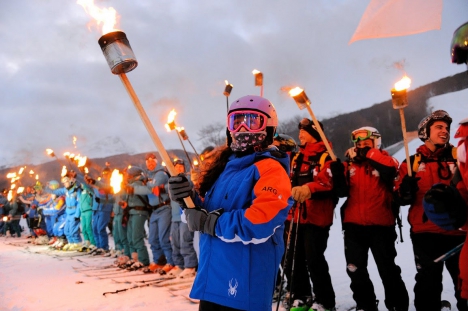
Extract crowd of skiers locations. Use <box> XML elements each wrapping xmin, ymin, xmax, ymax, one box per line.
<box><xmin>0</xmin><ymin>21</ymin><xmax>467</xmax><ymax>311</ymax></box>
<box><xmin>0</xmin><ymin>152</ymin><xmax>204</xmax><ymax>280</ymax></box>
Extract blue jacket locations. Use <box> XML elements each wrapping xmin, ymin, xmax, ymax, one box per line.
<box><xmin>190</xmin><ymin>148</ymin><xmax>293</xmax><ymax>310</ymax></box>
<box><xmin>49</xmin><ymin>185</ymin><xmax>82</xmax><ymax>218</ymax></box>
<box><xmin>89</xmin><ymin>180</ymin><xmax>114</xmax><ymax>213</ymax></box>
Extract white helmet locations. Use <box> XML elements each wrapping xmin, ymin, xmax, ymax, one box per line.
<box><xmin>351</xmin><ymin>126</ymin><xmax>382</xmax><ymax>149</ymax></box>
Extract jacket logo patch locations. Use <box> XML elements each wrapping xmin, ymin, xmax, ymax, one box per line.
<box><xmin>261</xmin><ymin>186</ymin><xmax>277</xmax><ymax>195</ymax></box>
<box><xmin>228</xmin><ymin>278</ymin><xmax>238</xmax><ymax>297</ymax></box>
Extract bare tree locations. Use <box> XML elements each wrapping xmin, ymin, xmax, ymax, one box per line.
<box><xmin>197</xmin><ymin>122</ymin><xmax>226</xmax><ymax>148</ymax></box>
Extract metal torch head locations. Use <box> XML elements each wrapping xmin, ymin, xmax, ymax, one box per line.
<box><xmin>254</xmin><ymin>72</ymin><xmax>263</xmax><ymax>86</ymax></box>
<box><xmin>223</xmin><ymin>84</ymin><xmax>233</xmax><ymax>97</ymax></box>
<box><xmin>98</xmin><ymin>31</ymin><xmax>138</xmax><ymax>75</ymax></box>
<box><xmin>391</xmin><ymin>88</ymin><xmax>408</xmax><ymax>109</ymax></box>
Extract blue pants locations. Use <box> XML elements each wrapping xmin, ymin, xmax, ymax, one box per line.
<box><xmin>64</xmin><ymin>216</ymin><xmax>81</xmax><ymax>243</ymax></box>
<box><xmin>170</xmin><ymin>221</ymin><xmax>197</xmax><ymax>269</ymax></box>
<box><xmin>92</xmin><ymin>210</ymin><xmax>111</xmax><ymax>250</ymax></box>
<box><xmin>53</xmin><ymin>214</ymin><xmax>66</xmax><ymax>237</ymax></box>
<box><xmin>148</xmin><ymin>206</ymin><xmax>173</xmax><ymax>265</ymax></box>
<box><xmin>44</xmin><ymin>215</ymin><xmax>57</xmax><ymax>237</ymax></box>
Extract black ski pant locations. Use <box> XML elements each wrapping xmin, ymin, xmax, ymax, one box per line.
<box><xmin>283</xmin><ymin>222</ymin><xmax>335</xmax><ymax>309</ymax></box>
<box><xmin>411</xmin><ymin>232</ymin><xmax>468</xmax><ymax>311</ymax></box>
<box><xmin>344</xmin><ymin>224</ymin><xmax>409</xmax><ymax>311</ymax></box>
<box><xmin>199</xmin><ymin>300</ymin><xmax>244</xmax><ymax>311</ymax></box>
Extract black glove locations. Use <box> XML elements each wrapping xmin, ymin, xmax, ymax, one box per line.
<box><xmin>423</xmin><ymin>183</ymin><xmax>467</xmax><ymax>230</ymax></box>
<box><xmin>168</xmin><ymin>173</ymin><xmax>192</xmax><ymax>206</ymax></box>
<box><xmin>184</xmin><ymin>207</ymin><xmax>223</xmax><ymax>236</ymax></box>
<box><xmin>75</xmin><ymin>217</ymin><xmax>80</xmax><ymax>222</ymax></box>
<box><xmin>355</xmin><ymin>146</ymin><xmax>371</xmax><ymax>160</ymax></box>
<box><xmin>329</xmin><ymin>159</ymin><xmax>348</xmax><ymax>197</ymax></box>
<box><xmin>398</xmin><ymin>175</ymin><xmax>421</xmax><ymax>205</ymax></box>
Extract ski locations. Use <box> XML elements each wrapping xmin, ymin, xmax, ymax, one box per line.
<box><xmin>72</xmin><ymin>265</ymin><xmax>117</xmax><ymax>271</ymax></box>
<box><xmin>166</xmin><ymin>283</ymin><xmax>193</xmax><ymax>291</ymax></box>
<box><xmin>112</xmin><ymin>275</ymin><xmax>173</xmax><ymax>284</ymax></box>
<box><xmin>97</xmin><ymin>270</ymin><xmax>145</xmax><ymax>279</ymax></box>
<box><xmin>102</xmin><ymin>280</ymin><xmax>163</xmax><ymax>296</ymax></box>
<box><xmin>152</xmin><ymin>276</ymin><xmax>195</xmax><ymax>287</ymax></box>
<box><xmin>168</xmin><ymin>288</ymin><xmax>199</xmax><ymax>304</ymax></box>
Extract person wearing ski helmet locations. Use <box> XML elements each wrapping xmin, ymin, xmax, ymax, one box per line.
<box><xmin>421</xmin><ymin>21</ymin><xmax>468</xmax><ymax>306</ymax></box>
<box><xmin>46</xmin><ymin>171</ymin><xmax>82</xmax><ymax>251</ymax></box>
<box><xmin>395</xmin><ymin>110</ymin><xmax>467</xmax><ymax>311</ymax></box>
<box><xmin>339</xmin><ymin>126</ymin><xmax>409</xmax><ymax>311</ymax></box>
<box><xmin>281</xmin><ymin>118</ymin><xmax>339</xmax><ymax>311</ymax></box>
<box><xmin>167</xmin><ymin>95</ymin><xmax>292</xmax><ymax>311</ymax></box>
<box><xmin>118</xmin><ymin>166</ymin><xmax>151</xmax><ymax>270</ymax></box>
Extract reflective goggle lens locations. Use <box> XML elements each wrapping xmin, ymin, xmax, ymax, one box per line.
<box><xmin>228</xmin><ymin>111</ymin><xmax>266</xmax><ymax>132</ymax></box>
<box><xmin>351</xmin><ymin>130</ymin><xmax>380</xmax><ymax>143</ymax></box>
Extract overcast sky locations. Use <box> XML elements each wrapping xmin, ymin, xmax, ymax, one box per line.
<box><xmin>1</xmin><ymin>0</ymin><xmax>467</xmax><ymax>167</ymax></box>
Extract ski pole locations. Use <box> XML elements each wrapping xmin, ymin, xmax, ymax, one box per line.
<box><xmin>433</xmin><ymin>242</ymin><xmax>464</xmax><ymax>264</ymax></box>
<box><xmin>287</xmin><ymin>202</ymin><xmax>303</xmax><ymax>308</ymax></box>
<box><xmin>275</xmin><ymin>202</ymin><xmax>297</xmax><ymax>311</ymax></box>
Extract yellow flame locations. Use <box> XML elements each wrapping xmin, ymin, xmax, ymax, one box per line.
<box><xmin>17</xmin><ymin>187</ymin><xmax>24</xmax><ymax>194</ymax></box>
<box><xmin>69</xmin><ymin>153</ymin><xmax>75</xmax><ymax>160</ymax></box>
<box><xmin>7</xmin><ymin>190</ymin><xmax>12</xmax><ymax>202</ymax></box>
<box><xmin>36</xmin><ymin>174</ymin><xmax>39</xmax><ymax>180</ymax></box>
<box><xmin>46</xmin><ymin>148</ymin><xmax>54</xmax><ymax>155</ymax></box>
<box><xmin>2</xmin><ymin>216</ymin><xmax>7</xmax><ymax>222</ymax></box>
<box><xmin>11</xmin><ymin>184</ymin><xmax>16</xmax><ymax>190</ymax></box>
<box><xmin>288</xmin><ymin>87</ymin><xmax>304</xmax><ymax>97</ymax></box>
<box><xmin>193</xmin><ymin>159</ymin><xmax>199</xmax><ymax>166</ymax></box>
<box><xmin>167</xmin><ymin>109</ymin><xmax>176</xmax><ymax>124</ymax></box>
<box><xmin>73</xmin><ymin>136</ymin><xmax>77</xmax><ymax>148</ymax></box>
<box><xmin>225</xmin><ymin>80</ymin><xmax>229</xmax><ymax>85</ymax></box>
<box><xmin>6</xmin><ymin>172</ymin><xmax>17</xmax><ymax>179</ymax></box>
<box><xmin>77</xmin><ymin>0</ymin><xmax>119</xmax><ymax>35</ymax></box>
<box><xmin>252</xmin><ymin>69</ymin><xmax>261</xmax><ymax>75</ymax></box>
<box><xmin>110</xmin><ymin>169</ymin><xmax>123</xmax><ymax>194</ymax></box>
<box><xmin>64</xmin><ymin>152</ymin><xmax>70</xmax><ymax>158</ymax></box>
<box><xmin>61</xmin><ymin>166</ymin><xmax>68</xmax><ymax>177</ymax></box>
<box><xmin>85</xmin><ymin>167</ymin><xmax>89</xmax><ymax>174</ymax></box>
<box><xmin>394</xmin><ymin>76</ymin><xmax>411</xmax><ymax>91</ymax></box>
<box><xmin>176</xmin><ymin>126</ymin><xmax>184</xmax><ymax>132</ymax></box>
<box><xmin>18</xmin><ymin>167</ymin><xmax>25</xmax><ymax>175</ymax></box>
<box><xmin>162</xmin><ymin>162</ymin><xmax>166</xmax><ymax>167</ymax></box>
<box><xmin>29</xmin><ymin>170</ymin><xmax>34</xmax><ymax>175</ymax></box>
<box><xmin>77</xmin><ymin>156</ymin><xmax>88</xmax><ymax>168</ymax></box>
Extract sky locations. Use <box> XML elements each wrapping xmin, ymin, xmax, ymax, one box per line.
<box><xmin>1</xmin><ymin>0</ymin><xmax>467</xmax><ymax>168</ymax></box>
<box><xmin>1</xmin><ymin>90</ymin><xmax>466</xmax><ymax>310</ymax></box>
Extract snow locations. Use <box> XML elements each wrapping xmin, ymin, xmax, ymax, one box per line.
<box><xmin>1</xmin><ymin>90</ymin><xmax>466</xmax><ymax>311</ymax></box>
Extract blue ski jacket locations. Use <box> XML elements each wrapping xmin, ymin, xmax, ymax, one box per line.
<box><xmin>190</xmin><ymin>148</ymin><xmax>293</xmax><ymax>311</ymax></box>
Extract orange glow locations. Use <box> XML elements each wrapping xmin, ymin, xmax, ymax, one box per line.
<box><xmin>394</xmin><ymin>76</ymin><xmax>411</xmax><ymax>91</ymax></box>
<box><xmin>11</xmin><ymin>184</ymin><xmax>16</xmax><ymax>190</ymax></box>
<box><xmin>289</xmin><ymin>87</ymin><xmax>304</xmax><ymax>97</ymax></box>
<box><xmin>77</xmin><ymin>0</ymin><xmax>119</xmax><ymax>35</ymax></box>
<box><xmin>64</xmin><ymin>152</ymin><xmax>70</xmax><ymax>158</ymax></box>
<box><xmin>110</xmin><ymin>169</ymin><xmax>123</xmax><ymax>194</ymax></box>
<box><xmin>46</xmin><ymin>149</ymin><xmax>54</xmax><ymax>155</ymax></box>
<box><xmin>29</xmin><ymin>170</ymin><xmax>34</xmax><ymax>175</ymax></box>
<box><xmin>165</xmin><ymin>109</ymin><xmax>177</xmax><ymax>131</ymax></box>
<box><xmin>193</xmin><ymin>159</ymin><xmax>199</xmax><ymax>166</ymax></box>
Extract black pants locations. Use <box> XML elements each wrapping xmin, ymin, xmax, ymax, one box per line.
<box><xmin>283</xmin><ymin>222</ymin><xmax>335</xmax><ymax>309</ymax></box>
<box><xmin>344</xmin><ymin>224</ymin><xmax>409</xmax><ymax>311</ymax></box>
<box><xmin>411</xmin><ymin>232</ymin><xmax>468</xmax><ymax>311</ymax></box>
<box><xmin>199</xmin><ymin>300</ymin><xmax>244</xmax><ymax>311</ymax></box>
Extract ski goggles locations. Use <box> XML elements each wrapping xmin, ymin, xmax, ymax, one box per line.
<box><xmin>227</xmin><ymin>110</ymin><xmax>268</xmax><ymax>133</ymax></box>
<box><xmin>351</xmin><ymin>129</ymin><xmax>381</xmax><ymax>143</ymax></box>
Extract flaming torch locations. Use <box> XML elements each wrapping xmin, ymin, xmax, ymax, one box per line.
<box><xmin>252</xmin><ymin>69</ymin><xmax>264</xmax><ymax>97</ymax></box>
<box><xmin>110</xmin><ymin>169</ymin><xmax>123</xmax><ymax>194</ymax></box>
<box><xmin>79</xmin><ymin>1</ymin><xmax>194</xmax><ymax>208</ymax></box>
<box><xmin>46</xmin><ymin>148</ymin><xmax>67</xmax><ymax>168</ymax></box>
<box><xmin>289</xmin><ymin>87</ymin><xmax>336</xmax><ymax>161</ymax></box>
<box><xmin>164</xmin><ymin>110</ymin><xmax>198</xmax><ymax>169</ymax></box>
<box><xmin>223</xmin><ymin>80</ymin><xmax>233</xmax><ymax>113</ymax></box>
<box><xmin>391</xmin><ymin>75</ymin><xmax>412</xmax><ymax>176</ymax></box>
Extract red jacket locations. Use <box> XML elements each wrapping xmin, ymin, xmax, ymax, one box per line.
<box><xmin>395</xmin><ymin>144</ymin><xmax>464</xmax><ymax>236</ymax></box>
<box><xmin>289</xmin><ymin>142</ymin><xmax>336</xmax><ymax>227</ymax></box>
<box><xmin>343</xmin><ymin>148</ymin><xmax>398</xmax><ymax>226</ymax></box>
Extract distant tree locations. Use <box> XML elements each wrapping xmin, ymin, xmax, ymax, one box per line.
<box><xmin>197</xmin><ymin>122</ymin><xmax>226</xmax><ymax>148</ymax></box>
<box><xmin>277</xmin><ymin>115</ymin><xmax>302</xmax><ymax>134</ymax></box>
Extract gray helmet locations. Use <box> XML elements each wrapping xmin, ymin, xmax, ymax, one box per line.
<box><xmin>418</xmin><ymin>110</ymin><xmax>452</xmax><ymax>141</ymax></box>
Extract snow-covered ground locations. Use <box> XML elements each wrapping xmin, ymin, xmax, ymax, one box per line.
<box><xmin>0</xmin><ymin>89</ymin><xmax>466</xmax><ymax>311</ymax></box>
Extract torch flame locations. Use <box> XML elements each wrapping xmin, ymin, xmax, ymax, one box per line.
<box><xmin>18</xmin><ymin>167</ymin><xmax>25</xmax><ymax>175</ymax></box>
<box><xmin>77</xmin><ymin>156</ymin><xmax>88</xmax><ymax>168</ymax></box>
<box><xmin>225</xmin><ymin>80</ymin><xmax>229</xmax><ymax>85</ymax></box>
<box><xmin>193</xmin><ymin>159</ymin><xmax>199</xmax><ymax>166</ymax></box>
<box><xmin>17</xmin><ymin>187</ymin><xmax>24</xmax><ymax>194</ymax></box>
<box><xmin>11</xmin><ymin>184</ymin><xmax>16</xmax><ymax>190</ymax></box>
<box><xmin>394</xmin><ymin>76</ymin><xmax>411</xmax><ymax>91</ymax></box>
<box><xmin>110</xmin><ymin>169</ymin><xmax>123</xmax><ymax>194</ymax></box>
<box><xmin>73</xmin><ymin>136</ymin><xmax>77</xmax><ymax>148</ymax></box>
<box><xmin>29</xmin><ymin>170</ymin><xmax>34</xmax><ymax>175</ymax></box>
<box><xmin>61</xmin><ymin>166</ymin><xmax>68</xmax><ymax>177</ymax></box>
<box><xmin>7</xmin><ymin>190</ymin><xmax>12</xmax><ymax>202</ymax></box>
<box><xmin>77</xmin><ymin>0</ymin><xmax>119</xmax><ymax>35</ymax></box>
<box><xmin>35</xmin><ymin>174</ymin><xmax>39</xmax><ymax>180</ymax></box>
<box><xmin>85</xmin><ymin>167</ymin><xmax>89</xmax><ymax>174</ymax></box>
<box><xmin>252</xmin><ymin>69</ymin><xmax>260</xmax><ymax>75</ymax></box>
<box><xmin>289</xmin><ymin>87</ymin><xmax>304</xmax><ymax>97</ymax></box>
<box><xmin>64</xmin><ymin>152</ymin><xmax>70</xmax><ymax>158</ymax></box>
<box><xmin>2</xmin><ymin>216</ymin><xmax>7</xmax><ymax>222</ymax></box>
<box><xmin>46</xmin><ymin>149</ymin><xmax>54</xmax><ymax>155</ymax></box>
<box><xmin>176</xmin><ymin>126</ymin><xmax>184</xmax><ymax>132</ymax></box>
<box><xmin>6</xmin><ymin>172</ymin><xmax>17</xmax><ymax>179</ymax></box>
<box><xmin>165</xmin><ymin>109</ymin><xmax>177</xmax><ymax>132</ymax></box>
